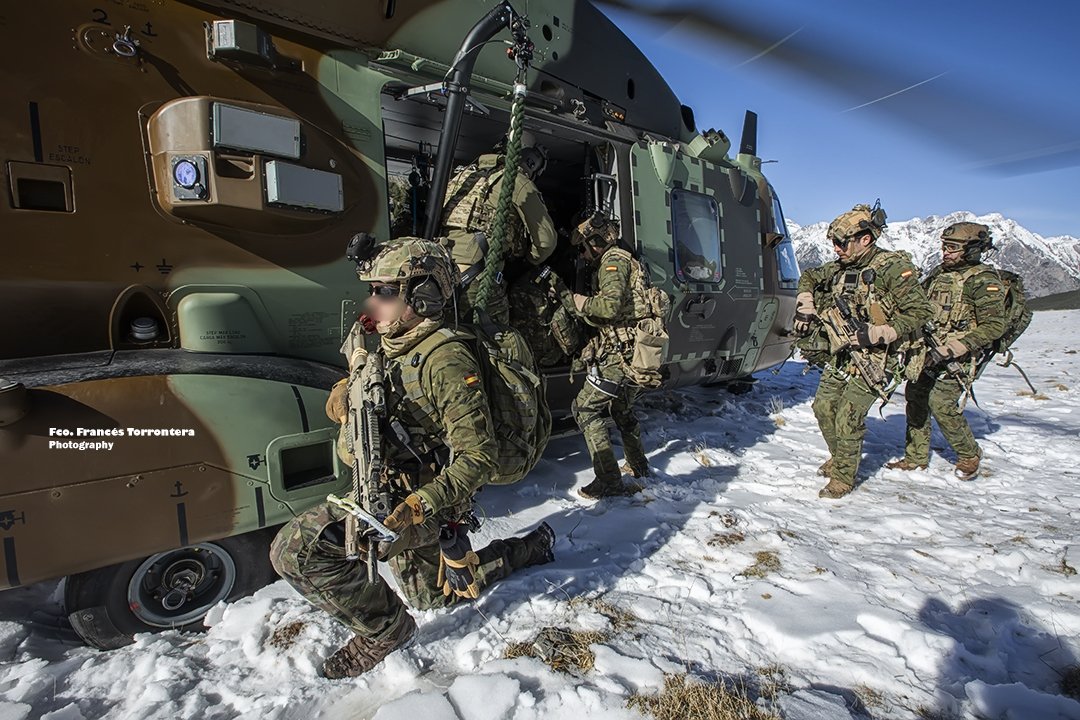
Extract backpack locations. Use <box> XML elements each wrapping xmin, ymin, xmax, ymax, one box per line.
<box><xmin>400</xmin><ymin>319</ymin><xmax>551</xmax><ymax>486</ymax></box>
<box><xmin>993</xmin><ymin>269</ymin><xmax>1032</xmax><ymax>351</ymax></box>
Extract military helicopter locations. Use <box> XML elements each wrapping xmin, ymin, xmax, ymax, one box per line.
<box><xmin>0</xmin><ymin>0</ymin><xmax>803</xmax><ymax>648</ymax></box>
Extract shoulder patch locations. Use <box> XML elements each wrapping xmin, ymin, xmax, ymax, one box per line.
<box><xmin>463</xmin><ymin>372</ymin><xmax>480</xmax><ymax>388</ymax></box>
<box><xmin>986</xmin><ymin>284</ymin><xmax>1000</xmax><ymax>292</ymax></box>
<box><xmin>605</xmin><ymin>265</ymin><xmax>619</xmax><ymax>272</ymax></box>
<box><xmin>901</xmin><ymin>269</ymin><xmax>914</xmax><ymax>278</ymax></box>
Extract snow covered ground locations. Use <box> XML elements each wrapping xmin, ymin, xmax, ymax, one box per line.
<box><xmin>2</xmin><ymin>311</ymin><xmax>1078</xmax><ymax>720</ymax></box>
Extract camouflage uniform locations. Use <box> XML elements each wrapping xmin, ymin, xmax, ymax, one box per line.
<box><xmin>441</xmin><ymin>153</ymin><xmax>557</xmax><ymax>323</ymax></box>
<box><xmin>507</xmin><ymin>266</ymin><xmax>585</xmax><ymax>368</ymax></box>
<box><xmin>270</xmin><ymin>239</ymin><xmax>552</xmax><ymax>676</ymax></box>
<box><xmin>798</xmin><ymin>205</ymin><xmax>933</xmax><ymax>497</ymax></box>
<box><xmin>897</xmin><ymin>223</ymin><xmax>1007</xmax><ymax>474</ymax></box>
<box><xmin>573</xmin><ymin>245</ymin><xmax>654</xmax><ymax>496</ymax></box>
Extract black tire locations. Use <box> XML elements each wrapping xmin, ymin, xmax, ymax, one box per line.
<box><xmin>64</xmin><ymin>528</ymin><xmax>279</xmax><ymax>650</ymax></box>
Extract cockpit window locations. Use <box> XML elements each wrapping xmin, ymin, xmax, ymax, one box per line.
<box><xmin>770</xmin><ymin>188</ymin><xmax>800</xmax><ymax>287</ymax></box>
<box><xmin>671</xmin><ymin>189</ymin><xmax>723</xmax><ymax>283</ymax></box>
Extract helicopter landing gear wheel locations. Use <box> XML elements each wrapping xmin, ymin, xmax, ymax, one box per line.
<box><xmin>64</xmin><ymin>530</ymin><xmax>278</xmax><ymax>650</ymax></box>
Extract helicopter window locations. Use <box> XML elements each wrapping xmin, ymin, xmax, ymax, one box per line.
<box><xmin>671</xmin><ymin>189</ymin><xmax>722</xmax><ymax>283</ymax></box>
<box><xmin>770</xmin><ymin>190</ymin><xmax>800</xmax><ymax>286</ymax></box>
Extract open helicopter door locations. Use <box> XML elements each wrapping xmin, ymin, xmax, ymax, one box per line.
<box><xmin>630</xmin><ymin>139</ymin><xmax>766</xmax><ymax>385</ymax></box>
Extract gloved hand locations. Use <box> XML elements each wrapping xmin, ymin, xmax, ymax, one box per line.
<box><xmin>793</xmin><ymin>292</ymin><xmax>817</xmax><ymax>335</ymax></box>
<box><xmin>573</xmin><ymin>293</ymin><xmax>588</xmax><ymax>312</ymax></box>
<box><xmin>325</xmin><ymin>379</ymin><xmax>348</xmax><ymax>423</ymax></box>
<box><xmin>383</xmin><ymin>494</ymin><xmax>426</xmax><ymax>532</ymax></box>
<box><xmin>437</xmin><ymin>526</ymin><xmax>482</xmax><ymax>600</ymax></box>
<box><xmin>935</xmin><ymin>338</ymin><xmax>969</xmax><ymax>358</ymax></box>
<box><xmin>852</xmin><ymin>324</ymin><xmax>897</xmax><ymax>348</ymax></box>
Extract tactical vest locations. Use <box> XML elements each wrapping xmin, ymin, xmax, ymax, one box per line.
<box><xmin>441</xmin><ymin>157</ymin><xmax>526</xmax><ymax>264</ymax></box>
<box><xmin>822</xmin><ymin>250</ymin><xmax>912</xmax><ymax>377</ymax></box>
<box><xmin>924</xmin><ymin>264</ymin><xmax>995</xmax><ymax>344</ymax></box>
<box><xmin>388</xmin><ymin>325</ymin><xmax>550</xmax><ymax>488</ymax></box>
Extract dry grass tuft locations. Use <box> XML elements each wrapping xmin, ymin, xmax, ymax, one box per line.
<box><xmin>628</xmin><ymin>674</ymin><xmax>780</xmax><ymax>720</ymax></box>
<box><xmin>739</xmin><ymin>551</ymin><xmax>781</xmax><ymax>579</ymax></box>
<box><xmin>503</xmin><ymin>626</ymin><xmax>608</xmax><ymax>673</ymax></box>
<box><xmin>1044</xmin><ymin>551</ymin><xmax>1077</xmax><ymax>577</ymax></box>
<box><xmin>854</xmin><ymin>684</ymin><xmax>886</xmax><ymax>710</ymax></box>
<box><xmin>1016</xmin><ymin>390</ymin><xmax>1050</xmax><ymax>400</ymax></box>
<box><xmin>694</xmin><ymin>443</ymin><xmax>715</xmax><ymax>467</ymax></box>
<box><xmin>708</xmin><ymin>531</ymin><xmax>747</xmax><ymax>548</ymax></box>
<box><xmin>756</xmin><ymin>664</ymin><xmax>791</xmax><ymax>702</ymax></box>
<box><xmin>268</xmin><ymin>621</ymin><xmax>305</xmax><ymax>650</ymax></box>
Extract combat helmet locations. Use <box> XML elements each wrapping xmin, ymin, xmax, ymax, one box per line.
<box><xmin>941</xmin><ymin>221</ymin><xmax>993</xmax><ymax>254</ymax></box>
<box><xmin>354</xmin><ymin>236</ymin><xmax>459</xmax><ymax>319</ymax></box>
<box><xmin>827</xmin><ymin>201</ymin><xmax>888</xmax><ymax>245</ymax></box>
<box><xmin>570</xmin><ymin>212</ymin><xmax>620</xmax><ymax>255</ymax></box>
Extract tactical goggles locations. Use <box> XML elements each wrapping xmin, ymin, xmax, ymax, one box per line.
<box><xmin>941</xmin><ymin>241</ymin><xmax>965</xmax><ymax>253</ymax></box>
<box><xmin>367</xmin><ymin>282</ymin><xmax>402</xmax><ymax>299</ymax></box>
<box><xmin>830</xmin><ymin>235</ymin><xmax>855</xmax><ymax>249</ymax></box>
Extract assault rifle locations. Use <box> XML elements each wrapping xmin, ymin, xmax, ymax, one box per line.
<box><xmin>820</xmin><ymin>295</ymin><xmax>890</xmax><ymax>401</ymax></box>
<box><xmin>327</xmin><ymin>324</ymin><xmax>397</xmax><ymax>583</ymax></box>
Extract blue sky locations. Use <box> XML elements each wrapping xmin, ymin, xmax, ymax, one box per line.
<box><xmin>599</xmin><ymin>1</ymin><xmax>1080</xmax><ymax>236</ymax></box>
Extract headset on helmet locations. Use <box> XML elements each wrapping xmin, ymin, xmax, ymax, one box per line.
<box><xmin>350</xmin><ymin>236</ymin><xmax>459</xmax><ymax>318</ymax></box>
<box><xmin>826</xmin><ymin>199</ymin><xmax>888</xmax><ymax>243</ymax></box>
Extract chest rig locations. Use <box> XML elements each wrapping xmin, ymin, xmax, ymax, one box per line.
<box><xmin>585</xmin><ymin>248</ymin><xmax>665</xmax><ymax>363</ymax></box>
<box><xmin>925</xmin><ymin>265</ymin><xmax>990</xmax><ymax>342</ymax></box>
<box><xmin>379</xmin><ymin>329</ymin><xmax>472</xmax><ymax>480</ymax></box>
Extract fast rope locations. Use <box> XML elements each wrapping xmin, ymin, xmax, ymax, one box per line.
<box><xmin>473</xmin><ymin>18</ymin><xmax>533</xmax><ymax>323</ymax></box>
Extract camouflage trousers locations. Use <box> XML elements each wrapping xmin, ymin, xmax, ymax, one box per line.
<box><xmin>572</xmin><ymin>358</ymin><xmax>647</xmax><ymax>485</ymax></box>
<box><xmin>270</xmin><ymin>501</ymin><xmax>534</xmax><ymax>641</ymax></box>
<box><xmin>811</xmin><ymin>365</ymin><xmax>879</xmax><ymax>487</ymax></box>
<box><xmin>902</xmin><ymin>372</ymin><xmax>980</xmax><ymax>465</ymax></box>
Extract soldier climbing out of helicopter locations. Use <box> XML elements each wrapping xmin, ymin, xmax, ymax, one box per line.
<box><xmin>793</xmin><ymin>202</ymin><xmax>933</xmax><ymax>498</ymax></box>
<box><xmin>439</xmin><ymin>133</ymin><xmax>557</xmax><ymax>324</ymax></box>
<box><xmin>566</xmin><ymin>213</ymin><xmax>671</xmax><ymax>500</ymax></box>
<box><xmin>885</xmin><ymin>222</ymin><xmax>1010</xmax><ymax>481</ymax></box>
<box><xmin>270</xmin><ymin>237</ymin><xmax>555</xmax><ymax>679</ymax></box>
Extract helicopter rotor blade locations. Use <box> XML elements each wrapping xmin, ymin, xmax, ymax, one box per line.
<box><xmin>596</xmin><ymin>0</ymin><xmax>1080</xmax><ymax>175</ymax></box>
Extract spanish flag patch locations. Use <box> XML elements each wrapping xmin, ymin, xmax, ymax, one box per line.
<box><xmin>605</xmin><ymin>265</ymin><xmax>619</xmax><ymax>272</ymax></box>
<box><xmin>464</xmin><ymin>373</ymin><xmax>480</xmax><ymax>388</ymax></box>
<box><xmin>901</xmin><ymin>269</ymin><xmax>914</xmax><ymax>278</ymax></box>
<box><xmin>986</xmin><ymin>284</ymin><xmax>1000</xmax><ymax>292</ymax></box>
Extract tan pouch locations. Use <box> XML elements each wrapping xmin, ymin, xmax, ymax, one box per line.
<box><xmin>628</xmin><ymin>317</ymin><xmax>668</xmax><ymax>387</ymax></box>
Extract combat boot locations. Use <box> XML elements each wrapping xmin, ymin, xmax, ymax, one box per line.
<box><xmin>818</xmin><ymin>479</ymin><xmax>853</xmax><ymax>499</ymax></box>
<box><xmin>322</xmin><ymin>613</ymin><xmax>417</xmax><ymax>680</ymax></box>
<box><xmin>886</xmin><ymin>458</ymin><xmax>928</xmax><ymax>471</ymax></box>
<box><xmin>816</xmin><ymin>458</ymin><xmax>833</xmax><ymax>477</ymax></box>
<box><xmin>519</xmin><ymin>522</ymin><xmax>556</xmax><ymax>567</ymax></box>
<box><xmin>579</xmin><ymin>477</ymin><xmax>644</xmax><ymax>499</ymax></box>
<box><xmin>954</xmin><ymin>455</ymin><xmax>980</xmax><ymax>481</ymax></box>
<box><xmin>619</xmin><ymin>461</ymin><xmax>650</xmax><ymax>479</ymax></box>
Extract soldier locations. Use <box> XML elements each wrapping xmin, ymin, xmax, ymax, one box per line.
<box><xmin>270</xmin><ymin>238</ymin><xmax>556</xmax><ymax>679</ymax></box>
<box><xmin>440</xmin><ymin>137</ymin><xmax>557</xmax><ymax>323</ymax></box>
<box><xmin>568</xmin><ymin>215</ymin><xmax>669</xmax><ymax>499</ymax></box>
<box><xmin>795</xmin><ymin>203</ymin><xmax>933</xmax><ymax>499</ymax></box>
<box><xmin>886</xmin><ymin>222</ymin><xmax>1007</xmax><ymax>480</ymax></box>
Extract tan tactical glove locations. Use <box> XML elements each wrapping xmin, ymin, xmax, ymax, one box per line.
<box><xmin>437</xmin><ymin>548</ymin><xmax>481</xmax><ymax>599</ymax></box>
<box><xmin>383</xmin><ymin>494</ymin><xmax>426</xmax><ymax>532</ymax></box>
<box><xmin>573</xmin><ymin>293</ymin><xmax>588</xmax><ymax>312</ymax></box>
<box><xmin>935</xmin><ymin>338</ymin><xmax>969</xmax><ymax>358</ymax></box>
<box><xmin>793</xmin><ymin>292</ymin><xmax>817</xmax><ymax>335</ymax></box>
<box><xmin>325</xmin><ymin>379</ymin><xmax>348</xmax><ymax>423</ymax></box>
<box><xmin>851</xmin><ymin>324</ymin><xmax>897</xmax><ymax>348</ymax></box>
<box><xmin>437</xmin><ymin>525</ymin><xmax>482</xmax><ymax>599</ymax></box>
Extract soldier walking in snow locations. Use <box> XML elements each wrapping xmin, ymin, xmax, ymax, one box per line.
<box><xmin>886</xmin><ymin>222</ymin><xmax>1009</xmax><ymax>480</ymax></box>
<box><xmin>793</xmin><ymin>203</ymin><xmax>933</xmax><ymax>498</ymax></box>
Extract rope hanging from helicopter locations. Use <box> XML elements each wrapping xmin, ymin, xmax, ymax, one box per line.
<box><xmin>472</xmin><ymin>11</ymin><xmax>534</xmax><ymax>322</ymax></box>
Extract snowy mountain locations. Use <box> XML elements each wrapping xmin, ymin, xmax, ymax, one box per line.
<box><xmin>788</xmin><ymin>211</ymin><xmax>1080</xmax><ymax>297</ymax></box>
<box><xmin>2</xmin><ymin>312</ymin><xmax>1079</xmax><ymax>720</ymax></box>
